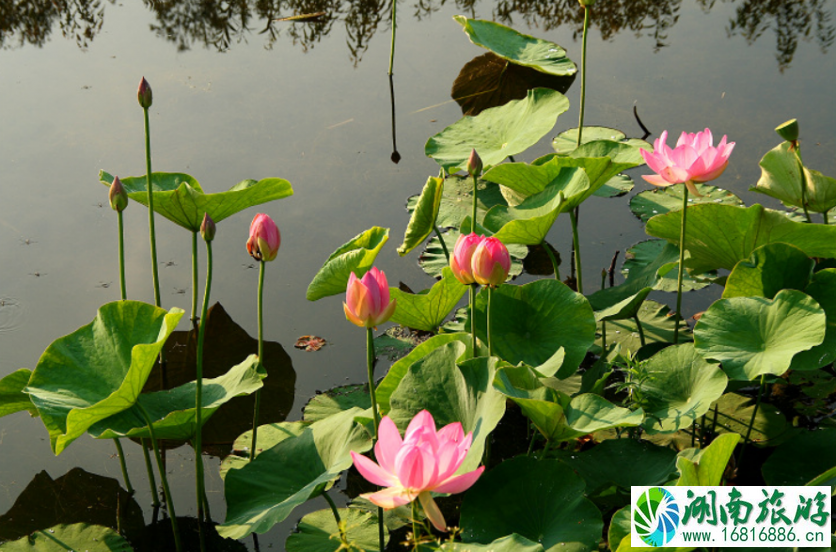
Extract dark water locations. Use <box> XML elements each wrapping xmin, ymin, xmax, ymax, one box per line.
<box><xmin>0</xmin><ymin>0</ymin><xmax>834</xmax><ymax>549</ymax></box>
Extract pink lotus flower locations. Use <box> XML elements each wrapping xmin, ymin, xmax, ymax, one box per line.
<box><xmin>343</xmin><ymin>267</ymin><xmax>397</xmax><ymax>329</ymax></box>
<box><xmin>450</xmin><ymin>233</ymin><xmax>483</xmax><ymax>285</ymax></box>
<box><xmin>640</xmin><ymin>129</ymin><xmax>735</xmax><ymax>196</ymax></box>
<box><xmin>350</xmin><ymin>411</ymin><xmax>484</xmax><ymax>532</ymax></box>
<box><xmin>471</xmin><ymin>237</ymin><xmax>511</xmax><ymax>287</ymax></box>
<box><xmin>246</xmin><ymin>213</ymin><xmax>280</xmax><ymax>262</ymax></box>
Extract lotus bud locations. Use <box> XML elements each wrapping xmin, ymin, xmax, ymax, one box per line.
<box><xmin>137</xmin><ymin>77</ymin><xmax>153</xmax><ymax>109</ymax></box>
<box><xmin>201</xmin><ymin>213</ymin><xmax>216</xmax><ymax>242</ymax></box>
<box><xmin>775</xmin><ymin>119</ymin><xmax>799</xmax><ymax>144</ymax></box>
<box><xmin>466</xmin><ymin>149</ymin><xmax>483</xmax><ymax>178</ymax></box>
<box><xmin>109</xmin><ymin>176</ymin><xmax>129</xmax><ymax>212</ymax></box>
<box><xmin>450</xmin><ymin>233</ymin><xmax>482</xmax><ymax>285</ymax></box>
<box><xmin>472</xmin><ymin>236</ymin><xmax>511</xmax><ymax>287</ymax></box>
<box><xmin>343</xmin><ymin>267</ymin><xmax>397</xmax><ymax>329</ymax></box>
<box><xmin>247</xmin><ymin>213</ymin><xmax>280</xmax><ymax>262</ymax></box>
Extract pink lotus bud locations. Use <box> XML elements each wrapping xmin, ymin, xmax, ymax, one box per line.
<box><xmin>246</xmin><ymin>213</ymin><xmax>280</xmax><ymax>262</ymax></box>
<box><xmin>343</xmin><ymin>267</ymin><xmax>397</xmax><ymax>329</ymax></box>
<box><xmin>472</xmin><ymin>237</ymin><xmax>511</xmax><ymax>287</ymax></box>
<box><xmin>350</xmin><ymin>411</ymin><xmax>484</xmax><ymax>532</ymax></box>
<box><xmin>450</xmin><ymin>233</ymin><xmax>483</xmax><ymax>285</ymax></box>
<box><xmin>467</xmin><ymin>149</ymin><xmax>483</xmax><ymax>177</ymax></box>
<box><xmin>109</xmin><ymin>176</ymin><xmax>129</xmax><ymax>212</ymax></box>
<box><xmin>201</xmin><ymin>213</ymin><xmax>216</xmax><ymax>242</ymax></box>
<box><xmin>137</xmin><ymin>77</ymin><xmax>153</xmax><ymax>109</ymax></box>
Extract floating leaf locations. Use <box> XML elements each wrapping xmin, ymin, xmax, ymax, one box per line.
<box><xmin>419</xmin><ymin>229</ymin><xmax>525</xmax><ymax>279</ymax></box>
<box><xmin>596</xmin><ymin>174</ymin><xmax>634</xmax><ymax>198</ymax></box>
<box><xmin>425</xmin><ymin>88</ymin><xmax>570</xmax><ymax>173</ymax></box>
<box><xmin>559</xmin><ymin>439</ymin><xmax>678</xmax><ymax>493</ymax></box>
<box><xmin>453</xmin><ymin>16</ymin><xmax>577</xmax><ymax>76</ymax></box>
<box><xmin>762</xmin><ymin>429</ymin><xmax>836</xmax><ymax>486</ymax></box>
<box><xmin>694</xmin><ymin>289</ymin><xmax>826</xmax><ymax>381</ymax></box>
<box><xmin>99</xmin><ymin>171</ymin><xmax>293</xmax><ymax>232</ymax></box>
<box><xmin>442</xmin><ymin>535</ymin><xmax>546</xmax><ymax>552</ymax></box>
<box><xmin>220</xmin><ymin>421</ymin><xmax>309</xmax><ymax>478</ymax></box>
<box><xmin>460</xmin><ymin>457</ymin><xmax>602</xmax><ymax>552</ymax></box>
<box><xmin>751</xmin><ymin>142</ymin><xmax>836</xmax><ymax>214</ymax></box>
<box><xmin>295</xmin><ymin>335</ymin><xmax>327</xmax><ymax>351</ymax></box>
<box><xmin>629</xmin><ymin>183</ymin><xmax>743</xmax><ymax>223</ymax></box>
<box><xmin>596</xmin><ymin>301</ymin><xmax>686</xmax><ymax>355</ymax></box>
<box><xmin>473</xmin><ymin>279</ymin><xmax>596</xmax><ymax>377</ymax></box>
<box><xmin>389</xmin><ymin>268</ymin><xmax>467</xmax><ymax>332</ymax></box>
<box><xmin>286</xmin><ymin>508</ymin><xmax>386</xmax><ymax>552</ymax></box>
<box><xmin>25</xmin><ymin>301</ymin><xmax>183</xmax><ymax>455</ymax></box>
<box><xmin>622</xmin><ymin>240</ymin><xmax>712</xmax><ymax>293</ymax></box>
<box><xmin>723</xmin><ymin>242</ymin><xmax>814</xmax><ymax>299</ymax></box>
<box><xmin>303</xmin><ymin>384</ymin><xmax>370</xmax><ymax>423</ymax></box>
<box><xmin>0</xmin><ymin>523</ymin><xmax>133</xmax><ymax>552</ymax></box>
<box><xmin>646</xmin><ymin>204</ymin><xmax>836</xmax><ymax>274</ymax></box>
<box><xmin>791</xmin><ymin>269</ymin><xmax>836</xmax><ymax>371</ymax></box>
<box><xmin>0</xmin><ymin>369</ymin><xmax>36</xmax><ymax>418</ymax></box>
<box><xmin>373</xmin><ymin>326</ymin><xmax>426</xmax><ymax>361</ymax></box>
<box><xmin>712</xmin><ymin>393</ymin><xmax>795</xmax><ymax>447</ymax></box>
<box><xmin>306</xmin><ymin>227</ymin><xmax>389</xmax><ymax>301</ymax></box>
<box><xmin>398</xmin><ymin>176</ymin><xmax>444</xmax><ymax>256</ymax></box>
<box><xmin>552</xmin><ymin>127</ymin><xmax>651</xmax><ymax>156</ymax></box>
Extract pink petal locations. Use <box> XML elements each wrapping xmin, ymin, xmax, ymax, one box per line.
<box><xmin>654</xmin><ymin>130</ymin><xmax>669</xmax><ymax>152</ymax></box>
<box><xmin>669</xmin><ymin>145</ymin><xmax>698</xmax><ymax>171</ymax></box>
<box><xmin>373</xmin><ymin>298</ymin><xmax>397</xmax><ymax>327</ymax></box>
<box><xmin>685</xmin><ymin>180</ymin><xmax>703</xmax><ymax>197</ymax></box>
<box><xmin>395</xmin><ymin>445</ymin><xmax>437</xmax><ymax>491</ymax></box>
<box><xmin>365</xmin><ymin>486</ymin><xmax>415</xmax><ymax>509</ymax></box>
<box><xmin>642</xmin><ymin>174</ymin><xmax>674</xmax><ymax>187</ymax></box>
<box><xmin>661</xmin><ymin>166</ymin><xmax>690</xmax><ymax>184</ymax></box>
<box><xmin>352</xmin><ymin>451</ymin><xmax>398</xmax><ymax>487</ymax></box>
<box><xmin>405</xmin><ymin>410</ymin><xmax>436</xmax><ymax>442</ymax></box>
<box><xmin>436</xmin><ymin>422</ymin><xmax>464</xmax><ymax>446</ymax></box>
<box><xmin>375</xmin><ymin>417</ymin><xmax>403</xmax><ymax>474</ymax></box>
<box><xmin>343</xmin><ymin>302</ymin><xmax>365</xmax><ymax>327</ymax></box>
<box><xmin>419</xmin><ymin>492</ymin><xmax>448</xmax><ymax>532</ymax></box>
<box><xmin>360</xmin><ymin>270</ymin><xmax>383</xmax><ymax>315</ymax></box>
<box><xmin>432</xmin><ymin>466</ymin><xmax>485</xmax><ymax>494</ymax></box>
<box><xmin>434</xmin><ymin>439</ymin><xmax>463</xmax><ymax>482</ymax></box>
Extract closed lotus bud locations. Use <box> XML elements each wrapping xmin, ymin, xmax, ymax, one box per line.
<box><xmin>201</xmin><ymin>213</ymin><xmax>216</xmax><ymax>242</ymax></box>
<box><xmin>471</xmin><ymin>237</ymin><xmax>511</xmax><ymax>287</ymax></box>
<box><xmin>343</xmin><ymin>267</ymin><xmax>397</xmax><ymax>329</ymax></box>
<box><xmin>137</xmin><ymin>77</ymin><xmax>153</xmax><ymax>109</ymax></box>
<box><xmin>466</xmin><ymin>149</ymin><xmax>483</xmax><ymax>177</ymax></box>
<box><xmin>775</xmin><ymin>119</ymin><xmax>799</xmax><ymax>143</ymax></box>
<box><xmin>246</xmin><ymin>213</ymin><xmax>280</xmax><ymax>262</ymax></box>
<box><xmin>450</xmin><ymin>233</ymin><xmax>482</xmax><ymax>285</ymax></box>
<box><xmin>109</xmin><ymin>176</ymin><xmax>129</xmax><ymax>212</ymax></box>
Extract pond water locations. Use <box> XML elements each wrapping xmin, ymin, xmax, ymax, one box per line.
<box><xmin>0</xmin><ymin>0</ymin><xmax>834</xmax><ymax>549</ymax></box>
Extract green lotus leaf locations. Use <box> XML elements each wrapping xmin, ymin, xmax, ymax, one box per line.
<box><xmin>389</xmin><ymin>268</ymin><xmax>467</xmax><ymax>332</ymax></box>
<box><xmin>596</xmin><ymin>301</ymin><xmax>686</xmax><ymax>355</ymax></box>
<box><xmin>217</xmin><ymin>407</ymin><xmax>373</xmax><ymax>540</ymax></box>
<box><xmin>552</xmin><ymin>126</ymin><xmax>651</xmax><ymax>156</ymax></box>
<box><xmin>425</xmin><ymin>88</ymin><xmax>570</xmax><ymax>173</ymax></box>
<box><xmin>472</xmin><ymin>280</ymin><xmax>595</xmax><ymax>376</ymax></box>
<box><xmin>751</xmin><ymin>142</ymin><xmax>836</xmax><ymax>214</ymax></box>
<box><xmin>306</xmin><ymin>227</ymin><xmax>389</xmax><ymax>301</ymax></box>
<box><xmin>723</xmin><ymin>242</ymin><xmax>814</xmax><ymax>299</ymax></box>
<box><xmin>694</xmin><ymin>289</ymin><xmax>826</xmax><ymax>380</ymax></box>
<box><xmin>220</xmin><ymin>420</ymin><xmax>309</xmax><ymax>479</ymax></box>
<box><xmin>442</xmin><ymin>534</ymin><xmax>546</xmax><ymax>552</ymax></box>
<box><xmin>646</xmin><ymin>204</ymin><xmax>836</xmax><ymax>274</ymax></box>
<box><xmin>25</xmin><ymin>301</ymin><xmax>183</xmax><ymax>455</ymax></box>
<box><xmin>453</xmin><ymin>16</ymin><xmax>576</xmax><ymax>76</ymax></box>
<box><xmin>88</xmin><ymin>354</ymin><xmax>264</xmax><ymax>440</ymax></box>
<box><xmin>711</xmin><ymin>393</ymin><xmax>796</xmax><ymax>447</ymax></box>
<box><xmin>622</xmin><ymin>239</ymin><xmax>712</xmax><ymax>293</ymax></box>
<box><xmin>675</xmin><ymin>433</ymin><xmax>740</xmax><ymax>486</ymax></box>
<box><xmin>398</xmin><ymin>176</ymin><xmax>444</xmax><ymax>256</ymax></box>
<box><xmin>460</xmin><ymin>457</ymin><xmax>603</xmax><ymax>552</ymax></box>
<box><xmin>639</xmin><ymin>343</ymin><xmax>728</xmax><ymax>434</ymax></box>
<box><xmin>387</xmin><ymin>344</ymin><xmax>506</xmax><ymax>472</ymax></box>
<box><xmin>0</xmin><ymin>369</ymin><xmax>37</xmax><ymax>418</ymax></box>
<box><xmin>630</xmin><ymin>183</ymin><xmax>743</xmax><ymax>223</ymax></box>
<box><xmin>596</xmin><ymin>174</ymin><xmax>634</xmax><ymax>198</ymax></box>
<box><xmin>791</xmin><ymin>269</ymin><xmax>836</xmax><ymax>371</ymax></box>
<box><xmin>303</xmin><ymin>384</ymin><xmax>370</xmax><ymax>423</ymax></box>
<box><xmin>762</xmin><ymin>429</ymin><xmax>836</xmax><ymax>486</ymax></box>
<box><xmin>99</xmin><ymin>170</ymin><xmax>293</xmax><ymax>232</ymax></box>
<box><xmin>559</xmin><ymin>439</ymin><xmax>678</xmax><ymax>493</ymax></box>
<box><xmin>286</xmin><ymin>508</ymin><xmax>386</xmax><ymax>552</ymax></box>
<box><xmin>419</xmin><ymin>229</ymin><xmax>525</xmax><ymax>279</ymax></box>
<box><xmin>407</xmin><ymin>175</ymin><xmax>507</xmax><ymax>230</ymax></box>
<box><xmin>0</xmin><ymin>523</ymin><xmax>133</xmax><ymax>552</ymax></box>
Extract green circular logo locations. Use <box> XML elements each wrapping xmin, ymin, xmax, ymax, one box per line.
<box><xmin>634</xmin><ymin>487</ymin><xmax>680</xmax><ymax>546</ymax></box>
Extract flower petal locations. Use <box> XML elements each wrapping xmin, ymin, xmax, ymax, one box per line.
<box><xmin>396</xmin><ymin>445</ymin><xmax>437</xmax><ymax>491</ymax></box>
<box><xmin>365</xmin><ymin>486</ymin><xmax>415</xmax><ymax>509</ymax></box>
<box><xmin>419</xmin><ymin>492</ymin><xmax>448</xmax><ymax>532</ymax></box>
<box><xmin>375</xmin><ymin>416</ymin><xmax>404</xmax><ymax>474</ymax></box>
<box><xmin>642</xmin><ymin>174</ymin><xmax>674</xmax><ymax>187</ymax></box>
<box><xmin>351</xmin><ymin>451</ymin><xmax>398</xmax><ymax>487</ymax></box>
<box><xmin>432</xmin><ymin>466</ymin><xmax>485</xmax><ymax>494</ymax></box>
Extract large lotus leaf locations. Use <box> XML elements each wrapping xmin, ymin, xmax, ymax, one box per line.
<box><xmin>398</xmin><ymin>176</ymin><xmax>444</xmax><ymax>256</ymax></box>
<box><xmin>0</xmin><ymin>523</ymin><xmax>133</xmax><ymax>552</ymax></box>
<box><xmin>639</xmin><ymin>343</ymin><xmax>728</xmax><ymax>434</ymax></box>
<box><xmin>712</xmin><ymin>393</ymin><xmax>795</xmax><ymax>447</ymax></box>
<box><xmin>473</xmin><ymin>280</ymin><xmax>595</xmax><ymax>377</ymax></box>
<box><xmin>217</xmin><ymin>407</ymin><xmax>373</xmax><ymax>539</ymax></box>
<box><xmin>629</xmin><ymin>183</ymin><xmax>744</xmax><ymax>223</ymax></box>
<box><xmin>389</xmin><ymin>268</ymin><xmax>467</xmax><ymax>332</ymax></box>
<box><xmin>622</xmin><ymin>240</ymin><xmax>712</xmax><ymax>293</ymax></box>
<box><xmin>443</xmin><ymin>534</ymin><xmax>546</xmax><ymax>552</ymax></box>
<box><xmin>752</xmin><ymin>142</ymin><xmax>836</xmax><ymax>214</ymax></box>
<box><xmin>387</xmin><ymin>344</ymin><xmax>506</xmax><ymax>472</ymax></box>
<box><xmin>303</xmin><ymin>384</ymin><xmax>370</xmax><ymax>423</ymax></box>
<box><xmin>419</xmin><ymin>229</ymin><xmax>525</xmax><ymax>279</ymax></box>
<box><xmin>675</xmin><ymin>433</ymin><xmax>740</xmax><ymax>486</ymax></box>
<box><xmin>220</xmin><ymin>420</ymin><xmax>309</xmax><ymax>479</ymax></box>
<box><xmin>645</xmin><ymin>204</ymin><xmax>836</xmax><ymax>274</ymax></box>
<box><xmin>723</xmin><ymin>243</ymin><xmax>814</xmax><ymax>299</ymax></box>
<box><xmin>306</xmin><ymin>227</ymin><xmax>389</xmax><ymax>301</ymax></box>
<box><xmin>0</xmin><ymin>369</ymin><xmax>37</xmax><ymax>418</ymax></box>
<box><xmin>25</xmin><ymin>301</ymin><xmax>183</xmax><ymax>455</ymax></box>
<box><xmin>552</xmin><ymin>127</ymin><xmax>651</xmax><ymax>156</ymax></box>
<box><xmin>286</xmin><ymin>508</ymin><xmax>386</xmax><ymax>552</ymax></box>
<box><xmin>407</xmin><ymin>175</ymin><xmax>507</xmax><ymax>230</ymax></box>
<box><xmin>551</xmin><ymin>394</ymin><xmax>643</xmax><ymax>441</ymax></box>
<box><xmin>425</xmin><ymin>88</ymin><xmax>570</xmax><ymax>173</ymax></box>
<box><xmin>762</xmin><ymin>429</ymin><xmax>836</xmax><ymax>486</ymax></box>
<box><xmin>559</xmin><ymin>439</ymin><xmax>678</xmax><ymax>493</ymax></box>
<box><xmin>460</xmin><ymin>457</ymin><xmax>602</xmax><ymax>552</ymax></box>
<box><xmin>88</xmin><ymin>354</ymin><xmax>263</xmax><ymax>440</ymax></box>
<box><xmin>596</xmin><ymin>301</ymin><xmax>686</xmax><ymax>355</ymax></box>
<box><xmin>694</xmin><ymin>289</ymin><xmax>826</xmax><ymax>381</ymax></box>
<box><xmin>482</xmin><ymin>177</ymin><xmax>572</xmax><ymax>245</ymax></box>
<box><xmin>791</xmin><ymin>269</ymin><xmax>836</xmax><ymax>371</ymax></box>
<box><xmin>99</xmin><ymin>170</ymin><xmax>293</xmax><ymax>231</ymax></box>
<box><xmin>453</xmin><ymin>16</ymin><xmax>576</xmax><ymax>76</ymax></box>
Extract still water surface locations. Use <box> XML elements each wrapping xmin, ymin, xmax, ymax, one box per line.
<box><xmin>0</xmin><ymin>0</ymin><xmax>834</xmax><ymax>548</ymax></box>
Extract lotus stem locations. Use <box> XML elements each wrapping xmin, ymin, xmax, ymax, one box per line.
<box><xmin>674</xmin><ymin>186</ymin><xmax>689</xmax><ymax>344</ymax></box>
<box><xmin>387</xmin><ymin>0</ymin><xmax>396</xmax><ymax>76</ymax></box>
<box><xmin>824</xmin><ymin>211</ymin><xmax>829</xmax><ymax>225</ymax></box>
<box><xmin>250</xmin><ymin>261</ymin><xmax>266</xmax><ymax>461</ymax></box>
<box><xmin>365</xmin><ymin>326</ymin><xmax>385</xmax><ymax>552</ymax></box>
<box><xmin>469</xmin><ymin>285</ymin><xmax>477</xmax><ymax>357</ymax></box>
<box><xmin>194</xmin><ymin>239</ymin><xmax>213</xmax><ymax>550</ymax></box>
<box><xmin>434</xmin><ymin>223</ymin><xmax>450</xmax><ymax>263</ymax></box>
<box><xmin>411</xmin><ymin>499</ymin><xmax>420</xmax><ymax>546</ymax></box>
<box><xmin>143</xmin><ymin>107</ymin><xmax>162</xmax><ymax>309</ymax></box>
<box><xmin>634</xmin><ymin>314</ymin><xmax>646</xmax><ymax>348</ymax></box>
<box><xmin>138</xmin><ymin>404</ymin><xmax>182</xmax><ymax>552</ymax></box>
<box><xmin>543</xmin><ymin>242</ymin><xmax>560</xmax><ymax>280</ymax></box>
<box><xmin>570</xmin><ymin>209</ymin><xmax>583</xmax><ymax>293</ymax></box>
<box><xmin>191</xmin><ymin>231</ymin><xmax>199</xmax><ymax>325</ymax></box>
<box><xmin>471</xmin><ymin>174</ymin><xmax>479</xmax><ymax>229</ymax></box>
<box><xmin>601</xmin><ymin>321</ymin><xmax>607</xmax><ymax>354</ymax></box>
<box><xmin>487</xmin><ymin>286</ymin><xmax>494</xmax><ymax>356</ymax></box>
<box><xmin>794</xmin><ymin>147</ymin><xmax>813</xmax><ymax>223</ymax></box>
<box><xmin>576</xmin><ymin>4</ymin><xmax>590</xmax><ymax>148</ymax></box>
<box><xmin>117</xmin><ymin>212</ymin><xmax>127</xmax><ymax>301</ymax></box>
<box><xmin>141</xmin><ymin>439</ymin><xmax>160</xmax><ymax>508</ymax></box>
<box><xmin>113</xmin><ymin>438</ymin><xmax>133</xmax><ymax>494</ymax></box>
<box><xmin>738</xmin><ymin>374</ymin><xmax>766</xmax><ymax>467</ymax></box>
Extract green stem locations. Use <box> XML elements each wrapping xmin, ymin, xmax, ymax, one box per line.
<box><xmin>434</xmin><ymin>224</ymin><xmax>450</xmax><ymax>263</ymax></box>
<box><xmin>794</xmin><ymin>147</ymin><xmax>813</xmax><ymax>223</ymax></box>
<box><xmin>322</xmin><ymin>491</ymin><xmax>343</xmax><ymax>536</ymax></box>
<box><xmin>113</xmin><ymin>438</ymin><xmax>133</xmax><ymax>494</ymax></box>
<box><xmin>366</xmin><ymin>328</ymin><xmax>384</xmax><ymax>552</ymax></box>
<box><xmin>250</xmin><ymin>261</ymin><xmax>266</xmax><ymax>461</ymax></box>
<box><xmin>569</xmin><ymin>209</ymin><xmax>583</xmax><ymax>293</ymax></box>
<box><xmin>576</xmin><ymin>5</ymin><xmax>590</xmax><ymax>148</ymax></box>
<box><xmin>138</xmin><ymin>404</ymin><xmax>181</xmax><ymax>552</ymax></box>
<box><xmin>469</xmin><ymin>285</ymin><xmax>477</xmax><ymax>357</ymax></box>
<box><xmin>487</xmin><ymin>286</ymin><xmax>494</xmax><ymax>356</ymax></box>
<box><xmin>634</xmin><ymin>314</ymin><xmax>646</xmax><ymax>348</ymax></box>
<box><xmin>143</xmin><ymin>107</ymin><xmax>161</xmax><ymax>309</ymax></box>
<box><xmin>387</xmin><ymin>0</ymin><xmax>396</xmax><ymax>76</ymax></box>
<box><xmin>543</xmin><ymin>242</ymin><xmax>560</xmax><ymax>280</ymax></box>
<box><xmin>117</xmin><ymin>212</ymin><xmax>126</xmax><ymax>301</ymax></box>
<box><xmin>674</xmin><ymin>186</ymin><xmax>690</xmax><ymax>344</ymax></box>
<box><xmin>824</xmin><ymin>211</ymin><xmax>830</xmax><ymax>225</ymax></box>
<box><xmin>191</xmin><ymin>231</ymin><xmax>199</xmax><ymax>324</ymax></box>
<box><xmin>601</xmin><ymin>320</ymin><xmax>607</xmax><ymax>354</ymax></box>
<box><xmin>140</xmin><ymin>439</ymin><xmax>160</xmax><ymax>508</ymax></box>
<box><xmin>738</xmin><ymin>375</ymin><xmax>767</xmax><ymax>467</ymax></box>
<box><xmin>411</xmin><ymin>499</ymin><xmax>420</xmax><ymax>547</ymax></box>
<box><xmin>471</xmin><ymin>174</ymin><xmax>479</xmax><ymax>229</ymax></box>
<box><xmin>194</xmin><ymin>239</ymin><xmax>213</xmax><ymax>549</ymax></box>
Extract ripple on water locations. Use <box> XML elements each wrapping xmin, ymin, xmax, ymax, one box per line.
<box><xmin>0</xmin><ymin>298</ymin><xmax>25</xmax><ymax>333</ymax></box>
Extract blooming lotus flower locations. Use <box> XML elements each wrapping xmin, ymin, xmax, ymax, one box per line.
<box><xmin>350</xmin><ymin>411</ymin><xmax>484</xmax><ymax>532</ymax></box>
<box><xmin>246</xmin><ymin>213</ymin><xmax>280</xmax><ymax>262</ymax></box>
<box><xmin>343</xmin><ymin>267</ymin><xmax>397</xmax><ymax>329</ymax></box>
<box><xmin>471</xmin><ymin>237</ymin><xmax>511</xmax><ymax>287</ymax></box>
<box><xmin>640</xmin><ymin>129</ymin><xmax>735</xmax><ymax>196</ymax></box>
<box><xmin>450</xmin><ymin>233</ymin><xmax>482</xmax><ymax>285</ymax></box>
